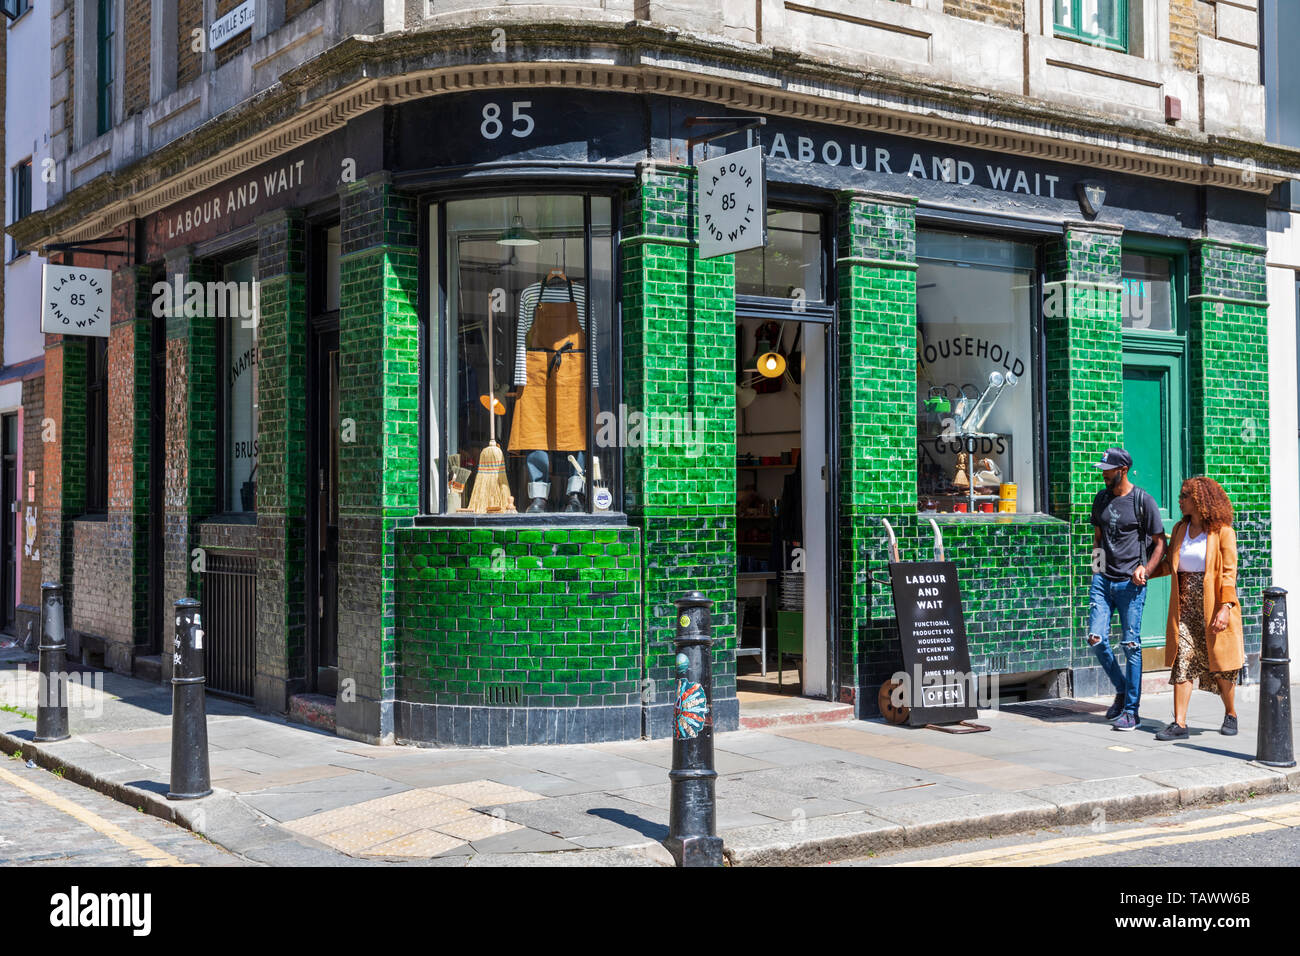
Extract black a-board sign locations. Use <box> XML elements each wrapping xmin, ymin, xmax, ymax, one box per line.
<box><xmin>887</xmin><ymin>561</ymin><xmax>978</xmax><ymax>726</ymax></box>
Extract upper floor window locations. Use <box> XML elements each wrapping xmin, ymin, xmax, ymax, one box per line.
<box><xmin>9</xmin><ymin>160</ymin><xmax>31</xmax><ymax>260</ymax></box>
<box><xmin>1054</xmin><ymin>0</ymin><xmax>1128</xmax><ymax>53</ymax></box>
<box><xmin>96</xmin><ymin>0</ymin><xmax>115</xmax><ymax>136</ymax></box>
<box><xmin>3</xmin><ymin>0</ymin><xmax>33</xmax><ymax>23</ymax></box>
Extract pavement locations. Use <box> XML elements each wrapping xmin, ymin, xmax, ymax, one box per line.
<box><xmin>2</xmin><ymin>644</ymin><xmax>1298</xmax><ymax>867</ymax></box>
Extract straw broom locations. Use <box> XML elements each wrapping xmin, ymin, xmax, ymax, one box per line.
<box><xmin>467</xmin><ymin>293</ymin><xmax>512</xmax><ymax>513</ymax></box>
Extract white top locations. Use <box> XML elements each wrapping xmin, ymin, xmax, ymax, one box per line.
<box><xmin>512</xmin><ymin>280</ymin><xmax>598</xmax><ymax>387</ymax></box>
<box><xmin>1179</xmin><ymin>529</ymin><xmax>1207</xmax><ymax>573</ymax></box>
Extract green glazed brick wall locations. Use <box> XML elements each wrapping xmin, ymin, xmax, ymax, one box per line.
<box><xmin>622</xmin><ymin>166</ymin><xmax>738</xmax><ymax>733</ymax></box>
<box><xmin>255</xmin><ymin>210</ymin><xmax>309</xmax><ymax>710</ymax></box>
<box><xmin>337</xmin><ymin>175</ymin><xmax>420</xmax><ymax>738</ymax></box>
<box><xmin>846</xmin><ymin>215</ymin><xmax>1123</xmax><ymax>708</ymax></box>
<box><xmin>1044</xmin><ymin>228</ymin><xmax>1124</xmax><ymax>656</ymax></box>
<box><xmin>1189</xmin><ymin>239</ymin><xmax>1270</xmax><ymax>650</ymax></box>
<box><xmin>162</xmin><ymin>253</ymin><xmax>218</xmax><ymax>623</ymax></box>
<box><xmin>126</xmin><ymin>272</ymin><xmax>154</xmax><ymax>649</ymax></box>
<box><xmin>57</xmin><ymin>337</ymin><xmax>87</xmax><ymax>593</ymax></box>
<box><xmin>835</xmin><ymin>192</ymin><xmax>919</xmax><ymax>702</ymax></box>
<box><xmin>395</xmin><ymin>527</ymin><xmax>642</xmax><ymax>707</ymax></box>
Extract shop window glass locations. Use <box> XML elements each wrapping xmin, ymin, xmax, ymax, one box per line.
<box><xmin>323</xmin><ymin>225</ymin><xmax>340</xmax><ymax>313</ymax></box>
<box><xmin>1121</xmin><ymin>252</ymin><xmax>1174</xmax><ymax>332</ymax></box>
<box><xmin>735</xmin><ymin>209</ymin><xmax>824</xmax><ymax>302</ymax></box>
<box><xmin>1054</xmin><ymin>0</ymin><xmax>1128</xmax><ymax>53</ymax></box>
<box><xmin>221</xmin><ymin>257</ymin><xmax>258</xmax><ymax>514</ymax></box>
<box><xmin>437</xmin><ymin>195</ymin><xmax>616</xmax><ymax>515</ymax></box>
<box><xmin>916</xmin><ymin>232</ymin><xmax>1039</xmax><ymax>515</ymax></box>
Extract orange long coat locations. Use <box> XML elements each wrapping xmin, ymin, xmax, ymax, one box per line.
<box><xmin>1149</xmin><ymin>520</ymin><xmax>1244</xmax><ymax>672</ymax></box>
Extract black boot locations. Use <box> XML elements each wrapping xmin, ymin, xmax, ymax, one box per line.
<box><xmin>564</xmin><ymin>493</ymin><xmax>585</xmax><ymax>513</ymax></box>
<box><xmin>525</xmin><ymin>497</ymin><xmax>548</xmax><ymax>513</ymax></box>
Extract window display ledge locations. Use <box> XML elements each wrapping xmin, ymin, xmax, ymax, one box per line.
<box><xmin>414</xmin><ymin>513</ymin><xmax>628</xmax><ymax>528</ymax></box>
<box><xmin>923</xmin><ymin>512</ymin><xmax>1068</xmax><ymax>527</ymax></box>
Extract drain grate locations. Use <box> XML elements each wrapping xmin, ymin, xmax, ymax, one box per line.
<box><xmin>484</xmin><ymin>684</ymin><xmax>523</xmax><ymax>706</ymax></box>
<box><xmin>1000</xmin><ymin>700</ymin><xmax>1086</xmax><ymax>720</ymax></box>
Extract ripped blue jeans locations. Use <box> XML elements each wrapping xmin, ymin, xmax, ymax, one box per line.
<box><xmin>1087</xmin><ymin>573</ymin><xmax>1147</xmax><ymax>717</ymax></box>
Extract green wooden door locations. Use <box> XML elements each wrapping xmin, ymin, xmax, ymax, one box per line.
<box><xmin>1122</xmin><ymin>354</ymin><xmax>1183</xmax><ymax>647</ymax></box>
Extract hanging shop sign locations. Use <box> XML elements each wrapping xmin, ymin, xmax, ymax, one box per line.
<box><xmin>41</xmin><ymin>264</ymin><xmax>111</xmax><ymax>337</ymax></box>
<box><xmin>887</xmin><ymin>561</ymin><xmax>978</xmax><ymax>726</ymax></box>
<box><xmin>697</xmin><ymin>146</ymin><xmax>767</xmax><ymax>259</ymax></box>
<box><xmin>210</xmin><ymin>0</ymin><xmax>254</xmax><ymax>50</ymax></box>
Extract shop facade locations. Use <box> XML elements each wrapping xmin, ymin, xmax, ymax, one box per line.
<box><xmin>26</xmin><ymin>72</ymin><xmax>1278</xmax><ymax>746</ymax></box>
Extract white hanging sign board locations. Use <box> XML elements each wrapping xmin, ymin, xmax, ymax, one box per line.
<box><xmin>41</xmin><ymin>264</ymin><xmax>112</xmax><ymax>337</ymax></box>
<box><xmin>698</xmin><ymin>146</ymin><xmax>767</xmax><ymax>259</ymax></box>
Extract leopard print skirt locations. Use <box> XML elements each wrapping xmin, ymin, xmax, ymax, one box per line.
<box><xmin>1171</xmin><ymin>571</ymin><xmax>1238</xmax><ymax>695</ymax></box>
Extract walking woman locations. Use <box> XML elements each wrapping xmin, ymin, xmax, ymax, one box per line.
<box><xmin>1149</xmin><ymin>476</ymin><xmax>1244</xmax><ymax>740</ymax></box>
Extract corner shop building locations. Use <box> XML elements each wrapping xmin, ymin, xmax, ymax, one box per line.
<box><xmin>31</xmin><ymin>78</ymin><xmax>1277</xmax><ymax>747</ymax></box>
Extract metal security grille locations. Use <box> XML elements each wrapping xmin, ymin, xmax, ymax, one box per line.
<box><xmin>202</xmin><ymin>551</ymin><xmax>256</xmax><ymax>700</ymax></box>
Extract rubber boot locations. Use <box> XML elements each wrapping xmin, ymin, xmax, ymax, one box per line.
<box><xmin>525</xmin><ymin>481</ymin><xmax>550</xmax><ymax>514</ymax></box>
<box><xmin>564</xmin><ymin>474</ymin><xmax>585</xmax><ymax>513</ymax></box>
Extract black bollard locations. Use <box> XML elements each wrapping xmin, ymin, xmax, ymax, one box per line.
<box><xmin>1257</xmin><ymin>587</ymin><xmax>1295</xmax><ymax>768</ymax></box>
<box><xmin>167</xmin><ymin>598</ymin><xmax>212</xmax><ymax>799</ymax></box>
<box><xmin>663</xmin><ymin>591</ymin><xmax>724</xmax><ymax>867</ymax></box>
<box><xmin>34</xmin><ymin>583</ymin><xmax>70</xmax><ymax>743</ymax></box>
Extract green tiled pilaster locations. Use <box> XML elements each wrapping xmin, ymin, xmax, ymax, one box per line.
<box><xmin>1189</xmin><ymin>238</ymin><xmax>1270</xmax><ymax>650</ymax></box>
<box><xmin>1045</xmin><ymin>224</ymin><xmax>1124</xmax><ymax>659</ymax></box>
<box><xmin>835</xmin><ymin>191</ymin><xmax>919</xmax><ymax>704</ymax></box>
<box><xmin>254</xmin><ymin>210</ymin><xmax>309</xmax><ymax>713</ymax></box>
<box><xmin>336</xmin><ymin>174</ymin><xmax>420</xmax><ymax>743</ymax></box>
<box><xmin>622</xmin><ymin>163</ymin><xmax>738</xmax><ymax>735</ymax></box>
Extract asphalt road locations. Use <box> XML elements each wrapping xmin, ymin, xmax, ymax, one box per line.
<box><xmin>0</xmin><ymin>756</ymin><xmax>245</xmax><ymax>866</ymax></box>
<box><xmin>835</xmin><ymin>790</ymin><xmax>1300</xmax><ymax>867</ymax></box>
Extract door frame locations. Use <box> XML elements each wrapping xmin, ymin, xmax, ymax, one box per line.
<box><xmin>305</xmin><ymin>222</ymin><xmax>341</xmax><ymax>697</ymax></box>
<box><xmin>1120</xmin><ymin>237</ymin><xmax>1189</xmax><ymax>658</ymax></box>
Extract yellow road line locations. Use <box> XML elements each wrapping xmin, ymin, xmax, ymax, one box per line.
<box><xmin>0</xmin><ymin>764</ymin><xmax>191</xmax><ymax>867</ymax></box>
<box><xmin>891</xmin><ymin>799</ymin><xmax>1300</xmax><ymax>867</ymax></box>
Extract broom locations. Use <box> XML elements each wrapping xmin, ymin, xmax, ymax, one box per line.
<box><xmin>467</xmin><ymin>293</ymin><xmax>513</xmax><ymax>513</ymax></box>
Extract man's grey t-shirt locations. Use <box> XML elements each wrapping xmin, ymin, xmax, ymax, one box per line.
<box><xmin>1091</xmin><ymin>487</ymin><xmax>1163</xmax><ymax>581</ymax></box>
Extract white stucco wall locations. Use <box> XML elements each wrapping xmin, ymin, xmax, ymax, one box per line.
<box><xmin>5</xmin><ymin>1</ymin><xmax>52</xmax><ymax>374</ymax></box>
<box><xmin>1267</xmin><ymin>207</ymin><xmax>1300</xmax><ymax>596</ymax></box>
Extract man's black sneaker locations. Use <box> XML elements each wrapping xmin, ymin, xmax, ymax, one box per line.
<box><xmin>1105</xmin><ymin>693</ymin><xmax>1125</xmax><ymax>721</ymax></box>
<box><xmin>1155</xmin><ymin>722</ymin><xmax>1189</xmax><ymax>741</ymax></box>
<box><xmin>1221</xmin><ymin>714</ymin><xmax>1238</xmax><ymax>736</ymax></box>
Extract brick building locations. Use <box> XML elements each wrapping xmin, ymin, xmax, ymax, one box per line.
<box><xmin>8</xmin><ymin>0</ymin><xmax>1300</xmax><ymax>746</ymax></box>
<box><xmin>3</xmin><ymin>0</ymin><xmax>50</xmax><ymax>646</ymax></box>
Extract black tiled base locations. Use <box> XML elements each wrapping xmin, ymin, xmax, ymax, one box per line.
<box><xmin>396</xmin><ymin>702</ymin><xmax>642</xmax><ymax>747</ymax></box>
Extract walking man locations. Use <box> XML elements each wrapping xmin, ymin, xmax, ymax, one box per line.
<box><xmin>1088</xmin><ymin>448</ymin><xmax>1167</xmax><ymax>731</ymax></box>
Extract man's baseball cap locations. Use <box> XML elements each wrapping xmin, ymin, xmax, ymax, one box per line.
<box><xmin>1093</xmin><ymin>447</ymin><xmax>1133</xmax><ymax>470</ymax></box>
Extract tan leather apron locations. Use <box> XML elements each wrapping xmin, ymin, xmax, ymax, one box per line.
<box><xmin>508</xmin><ymin>282</ymin><xmax>587</xmax><ymax>452</ymax></box>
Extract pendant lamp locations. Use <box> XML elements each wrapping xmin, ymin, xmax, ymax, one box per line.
<box><xmin>497</xmin><ymin>198</ymin><xmax>540</xmax><ymax>247</ymax></box>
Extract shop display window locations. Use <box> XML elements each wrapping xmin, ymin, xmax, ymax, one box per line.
<box><xmin>1121</xmin><ymin>251</ymin><xmax>1175</xmax><ymax>332</ymax></box>
<box><xmin>432</xmin><ymin>194</ymin><xmax>616</xmax><ymax>516</ymax></box>
<box><xmin>220</xmin><ymin>256</ymin><xmax>258</xmax><ymax>514</ymax></box>
<box><xmin>915</xmin><ymin>231</ymin><xmax>1040</xmax><ymax>515</ymax></box>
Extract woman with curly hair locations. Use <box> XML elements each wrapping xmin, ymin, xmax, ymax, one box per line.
<box><xmin>1148</xmin><ymin>476</ymin><xmax>1243</xmax><ymax>740</ymax></box>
